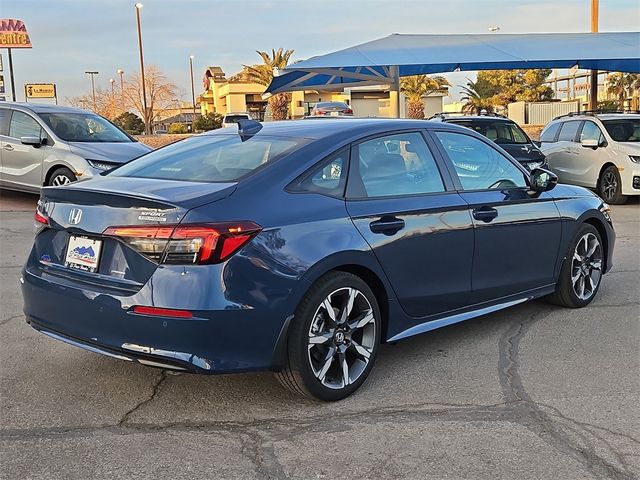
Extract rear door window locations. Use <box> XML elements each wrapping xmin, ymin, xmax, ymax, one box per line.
<box><xmin>0</xmin><ymin>109</ymin><xmax>10</xmax><ymax>136</ymax></box>
<box><xmin>290</xmin><ymin>148</ymin><xmax>348</xmax><ymax>197</ymax></box>
<box><xmin>557</xmin><ymin>121</ymin><xmax>581</xmax><ymax>142</ymax></box>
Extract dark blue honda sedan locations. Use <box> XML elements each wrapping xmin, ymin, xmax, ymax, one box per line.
<box><xmin>22</xmin><ymin>119</ymin><xmax>615</xmax><ymax>400</ymax></box>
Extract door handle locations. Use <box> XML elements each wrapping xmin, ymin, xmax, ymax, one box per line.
<box><xmin>3</xmin><ymin>144</ymin><xmax>14</xmax><ymax>152</ymax></box>
<box><xmin>369</xmin><ymin>216</ymin><xmax>405</xmax><ymax>235</ymax></box>
<box><xmin>472</xmin><ymin>207</ymin><xmax>498</xmax><ymax>223</ymax></box>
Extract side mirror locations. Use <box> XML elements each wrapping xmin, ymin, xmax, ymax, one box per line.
<box><xmin>20</xmin><ymin>136</ymin><xmax>42</xmax><ymax>148</ymax></box>
<box><xmin>581</xmin><ymin>138</ymin><xmax>599</xmax><ymax>149</ymax></box>
<box><xmin>529</xmin><ymin>168</ymin><xmax>558</xmax><ymax>193</ymax></box>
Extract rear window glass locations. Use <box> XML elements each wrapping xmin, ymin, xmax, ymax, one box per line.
<box><xmin>540</xmin><ymin>122</ymin><xmax>561</xmax><ymax>142</ymax></box>
<box><xmin>448</xmin><ymin>120</ymin><xmax>529</xmax><ymax>144</ymax></box>
<box><xmin>223</xmin><ymin>115</ymin><xmax>250</xmax><ymax>123</ymax></box>
<box><xmin>557</xmin><ymin>121</ymin><xmax>581</xmax><ymax>142</ymax></box>
<box><xmin>111</xmin><ymin>134</ymin><xmax>304</xmax><ymax>183</ymax></box>
<box><xmin>316</xmin><ymin>102</ymin><xmax>349</xmax><ymax>109</ymax></box>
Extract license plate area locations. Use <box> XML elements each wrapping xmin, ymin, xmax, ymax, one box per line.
<box><xmin>65</xmin><ymin>235</ymin><xmax>103</xmax><ymax>273</ymax></box>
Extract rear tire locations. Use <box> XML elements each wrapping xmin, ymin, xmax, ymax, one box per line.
<box><xmin>598</xmin><ymin>165</ymin><xmax>627</xmax><ymax>205</ymax></box>
<box><xmin>48</xmin><ymin>167</ymin><xmax>76</xmax><ymax>187</ymax></box>
<box><xmin>276</xmin><ymin>271</ymin><xmax>381</xmax><ymax>401</ymax></box>
<box><xmin>548</xmin><ymin>223</ymin><xmax>604</xmax><ymax>308</ymax></box>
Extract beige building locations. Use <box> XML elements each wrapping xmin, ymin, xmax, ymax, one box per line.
<box><xmin>198</xmin><ymin>66</ymin><xmax>445</xmax><ymax>119</ymax></box>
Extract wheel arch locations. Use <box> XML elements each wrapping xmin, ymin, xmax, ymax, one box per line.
<box><xmin>582</xmin><ymin>215</ymin><xmax>610</xmax><ymax>273</ymax></box>
<box><xmin>596</xmin><ymin>162</ymin><xmax>617</xmax><ymax>189</ymax></box>
<box><xmin>44</xmin><ymin>164</ymin><xmax>75</xmax><ymax>186</ymax></box>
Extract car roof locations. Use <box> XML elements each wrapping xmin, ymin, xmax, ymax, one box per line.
<box><xmin>0</xmin><ymin>101</ymin><xmax>91</xmax><ymax>115</ymax></box>
<box><xmin>443</xmin><ymin>116</ymin><xmax>513</xmax><ymax>123</ymax></box>
<box><xmin>201</xmin><ymin>118</ymin><xmax>464</xmax><ymax>140</ymax></box>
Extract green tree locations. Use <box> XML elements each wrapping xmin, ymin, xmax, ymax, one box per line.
<box><xmin>168</xmin><ymin>123</ymin><xmax>188</xmax><ymax>134</ymax></box>
<box><xmin>477</xmin><ymin>69</ymin><xmax>554</xmax><ymax>108</ymax></box>
<box><xmin>400</xmin><ymin>75</ymin><xmax>450</xmax><ymax>119</ymax></box>
<box><xmin>112</xmin><ymin>112</ymin><xmax>145</xmax><ymax>134</ymax></box>
<box><xmin>194</xmin><ymin>112</ymin><xmax>223</xmax><ymax>131</ymax></box>
<box><xmin>606</xmin><ymin>73</ymin><xmax>640</xmax><ymax>108</ymax></box>
<box><xmin>460</xmin><ymin>77</ymin><xmax>498</xmax><ymax>114</ymax></box>
<box><xmin>244</xmin><ymin>48</ymin><xmax>295</xmax><ymax>121</ymax></box>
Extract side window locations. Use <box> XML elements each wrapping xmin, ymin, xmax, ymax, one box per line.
<box><xmin>9</xmin><ymin>111</ymin><xmax>42</xmax><ymax>139</ymax></box>
<box><xmin>557</xmin><ymin>121</ymin><xmax>581</xmax><ymax>142</ymax></box>
<box><xmin>353</xmin><ymin>132</ymin><xmax>445</xmax><ymax>198</ymax></box>
<box><xmin>434</xmin><ymin>131</ymin><xmax>527</xmax><ymax>191</ymax></box>
<box><xmin>0</xmin><ymin>109</ymin><xmax>10</xmax><ymax>136</ymax></box>
<box><xmin>580</xmin><ymin>121</ymin><xmax>604</xmax><ymax>144</ymax></box>
<box><xmin>540</xmin><ymin>122</ymin><xmax>561</xmax><ymax>143</ymax></box>
<box><xmin>292</xmin><ymin>148</ymin><xmax>348</xmax><ymax>197</ymax></box>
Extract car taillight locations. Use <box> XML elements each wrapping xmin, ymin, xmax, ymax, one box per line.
<box><xmin>344</xmin><ymin>109</ymin><xmax>353</xmax><ymax>114</ymax></box>
<box><xmin>103</xmin><ymin>222</ymin><xmax>262</xmax><ymax>264</ymax></box>
<box><xmin>34</xmin><ymin>203</ymin><xmax>49</xmax><ymax>226</ymax></box>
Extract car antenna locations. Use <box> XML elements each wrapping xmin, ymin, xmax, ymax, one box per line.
<box><xmin>237</xmin><ymin>119</ymin><xmax>262</xmax><ymax>142</ymax></box>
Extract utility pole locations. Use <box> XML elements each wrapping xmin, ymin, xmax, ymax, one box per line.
<box><xmin>189</xmin><ymin>55</ymin><xmax>197</xmax><ymax>131</ymax></box>
<box><xmin>85</xmin><ymin>71</ymin><xmax>99</xmax><ymax>111</ymax></box>
<box><xmin>589</xmin><ymin>0</ymin><xmax>599</xmax><ymax>110</ymax></box>
<box><xmin>135</xmin><ymin>3</ymin><xmax>149</xmax><ymax>133</ymax></box>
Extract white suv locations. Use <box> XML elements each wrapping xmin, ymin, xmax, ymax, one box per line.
<box><xmin>539</xmin><ymin>112</ymin><xmax>640</xmax><ymax>204</ymax></box>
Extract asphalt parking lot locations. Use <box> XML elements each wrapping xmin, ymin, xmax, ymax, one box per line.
<box><xmin>1</xmin><ymin>189</ymin><xmax>638</xmax><ymax>480</ymax></box>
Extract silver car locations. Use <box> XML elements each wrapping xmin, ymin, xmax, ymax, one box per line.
<box><xmin>0</xmin><ymin>103</ymin><xmax>151</xmax><ymax>192</ymax></box>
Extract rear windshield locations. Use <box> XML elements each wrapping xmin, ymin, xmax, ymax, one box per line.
<box><xmin>223</xmin><ymin>115</ymin><xmax>250</xmax><ymax>123</ymax></box>
<box><xmin>448</xmin><ymin>120</ymin><xmax>530</xmax><ymax>144</ymax></box>
<box><xmin>316</xmin><ymin>102</ymin><xmax>349</xmax><ymax>109</ymax></box>
<box><xmin>110</xmin><ymin>134</ymin><xmax>303</xmax><ymax>182</ymax></box>
<box><xmin>601</xmin><ymin>119</ymin><xmax>640</xmax><ymax>142</ymax></box>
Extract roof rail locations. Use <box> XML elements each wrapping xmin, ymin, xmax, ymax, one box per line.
<box><xmin>427</xmin><ymin>111</ymin><xmax>508</xmax><ymax>121</ymax></box>
<box><xmin>553</xmin><ymin>109</ymin><xmax>640</xmax><ymax>121</ymax></box>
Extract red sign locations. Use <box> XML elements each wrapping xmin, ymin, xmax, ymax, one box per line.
<box><xmin>0</xmin><ymin>19</ymin><xmax>32</xmax><ymax>49</ymax></box>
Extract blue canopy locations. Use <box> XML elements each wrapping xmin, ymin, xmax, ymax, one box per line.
<box><xmin>266</xmin><ymin>32</ymin><xmax>640</xmax><ymax>94</ymax></box>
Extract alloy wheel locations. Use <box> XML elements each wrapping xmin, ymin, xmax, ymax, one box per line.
<box><xmin>52</xmin><ymin>174</ymin><xmax>71</xmax><ymax>186</ymax></box>
<box><xmin>571</xmin><ymin>232</ymin><xmax>602</xmax><ymax>300</ymax></box>
<box><xmin>601</xmin><ymin>171</ymin><xmax>618</xmax><ymax>202</ymax></box>
<box><xmin>307</xmin><ymin>287</ymin><xmax>376</xmax><ymax>389</ymax></box>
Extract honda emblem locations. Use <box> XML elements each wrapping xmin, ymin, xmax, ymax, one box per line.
<box><xmin>68</xmin><ymin>208</ymin><xmax>83</xmax><ymax>225</ymax></box>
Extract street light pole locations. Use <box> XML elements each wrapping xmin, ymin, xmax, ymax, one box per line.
<box><xmin>589</xmin><ymin>0</ymin><xmax>599</xmax><ymax>110</ymax></box>
<box><xmin>109</xmin><ymin>78</ymin><xmax>115</xmax><ymax>95</ymax></box>
<box><xmin>85</xmin><ymin>71</ymin><xmax>99</xmax><ymax>111</ymax></box>
<box><xmin>117</xmin><ymin>68</ymin><xmax>125</xmax><ymax>110</ymax></box>
<box><xmin>135</xmin><ymin>3</ymin><xmax>149</xmax><ymax>133</ymax></box>
<box><xmin>189</xmin><ymin>55</ymin><xmax>196</xmax><ymax>131</ymax></box>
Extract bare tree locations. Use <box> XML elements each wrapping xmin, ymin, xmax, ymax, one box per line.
<box><xmin>124</xmin><ymin>65</ymin><xmax>177</xmax><ymax>133</ymax></box>
<box><xmin>67</xmin><ymin>88</ymin><xmax>122</xmax><ymax>120</ymax></box>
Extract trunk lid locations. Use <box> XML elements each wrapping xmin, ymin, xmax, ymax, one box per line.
<box><xmin>31</xmin><ymin>177</ymin><xmax>236</xmax><ymax>291</ymax></box>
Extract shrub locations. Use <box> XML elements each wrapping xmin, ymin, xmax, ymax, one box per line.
<box><xmin>168</xmin><ymin>123</ymin><xmax>188</xmax><ymax>134</ymax></box>
<box><xmin>113</xmin><ymin>112</ymin><xmax>145</xmax><ymax>134</ymax></box>
<box><xmin>194</xmin><ymin>113</ymin><xmax>223</xmax><ymax>131</ymax></box>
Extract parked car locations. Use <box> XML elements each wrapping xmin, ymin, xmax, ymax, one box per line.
<box><xmin>222</xmin><ymin>112</ymin><xmax>252</xmax><ymax>128</ymax></box>
<box><xmin>429</xmin><ymin>113</ymin><xmax>547</xmax><ymax>172</ymax></box>
<box><xmin>539</xmin><ymin>111</ymin><xmax>640</xmax><ymax>204</ymax></box>
<box><xmin>0</xmin><ymin>103</ymin><xmax>151</xmax><ymax>192</ymax></box>
<box><xmin>23</xmin><ymin>118</ymin><xmax>614</xmax><ymax>401</ymax></box>
<box><xmin>310</xmin><ymin>101</ymin><xmax>353</xmax><ymax>117</ymax></box>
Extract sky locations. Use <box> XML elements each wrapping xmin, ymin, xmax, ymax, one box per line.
<box><xmin>2</xmin><ymin>0</ymin><xmax>639</xmax><ymax>105</ymax></box>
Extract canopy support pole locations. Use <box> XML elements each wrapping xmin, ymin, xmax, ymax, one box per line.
<box><xmin>589</xmin><ymin>0</ymin><xmax>599</xmax><ymax>110</ymax></box>
<box><xmin>389</xmin><ymin>65</ymin><xmax>400</xmax><ymax>118</ymax></box>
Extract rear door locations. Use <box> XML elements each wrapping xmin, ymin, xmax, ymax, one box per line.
<box><xmin>0</xmin><ymin>110</ymin><xmax>45</xmax><ymax>191</ymax></box>
<box><xmin>431</xmin><ymin>130</ymin><xmax>562</xmax><ymax>304</ymax></box>
<box><xmin>346</xmin><ymin>130</ymin><xmax>474</xmax><ymax>318</ymax></box>
<box><xmin>549</xmin><ymin>120</ymin><xmax>583</xmax><ymax>185</ymax></box>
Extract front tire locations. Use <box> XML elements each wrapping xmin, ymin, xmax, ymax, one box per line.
<box><xmin>276</xmin><ymin>272</ymin><xmax>381</xmax><ymax>401</ymax></box>
<box><xmin>48</xmin><ymin>167</ymin><xmax>77</xmax><ymax>187</ymax></box>
<box><xmin>598</xmin><ymin>165</ymin><xmax>627</xmax><ymax>205</ymax></box>
<box><xmin>549</xmin><ymin>224</ymin><xmax>604</xmax><ymax>308</ymax></box>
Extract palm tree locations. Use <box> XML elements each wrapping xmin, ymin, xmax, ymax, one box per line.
<box><xmin>606</xmin><ymin>73</ymin><xmax>640</xmax><ymax>108</ymax></box>
<box><xmin>460</xmin><ymin>78</ymin><xmax>497</xmax><ymax>114</ymax></box>
<box><xmin>400</xmin><ymin>75</ymin><xmax>450</xmax><ymax>119</ymax></box>
<box><xmin>244</xmin><ymin>48</ymin><xmax>294</xmax><ymax>121</ymax></box>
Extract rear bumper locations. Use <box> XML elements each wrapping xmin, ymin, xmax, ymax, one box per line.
<box><xmin>21</xmin><ymin>263</ymin><xmax>292</xmax><ymax>374</ymax></box>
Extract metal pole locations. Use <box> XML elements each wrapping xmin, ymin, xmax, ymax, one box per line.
<box><xmin>117</xmin><ymin>69</ymin><xmax>125</xmax><ymax>111</ymax></box>
<box><xmin>8</xmin><ymin>48</ymin><xmax>16</xmax><ymax>101</ymax></box>
<box><xmin>189</xmin><ymin>55</ymin><xmax>196</xmax><ymax>131</ymax></box>
<box><xmin>390</xmin><ymin>65</ymin><xmax>400</xmax><ymax>118</ymax></box>
<box><xmin>85</xmin><ymin>71</ymin><xmax>99</xmax><ymax>111</ymax></box>
<box><xmin>589</xmin><ymin>0</ymin><xmax>599</xmax><ymax>110</ymax></box>
<box><xmin>135</xmin><ymin>4</ymin><xmax>149</xmax><ymax>133</ymax></box>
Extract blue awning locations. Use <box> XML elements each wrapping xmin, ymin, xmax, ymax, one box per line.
<box><xmin>266</xmin><ymin>32</ymin><xmax>640</xmax><ymax>94</ymax></box>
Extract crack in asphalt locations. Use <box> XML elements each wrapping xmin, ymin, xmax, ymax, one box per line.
<box><xmin>0</xmin><ymin>314</ymin><xmax>22</xmax><ymax>326</ymax></box>
<box><xmin>239</xmin><ymin>429</ymin><xmax>288</xmax><ymax>480</ymax></box>
<box><xmin>497</xmin><ymin>307</ymin><xmax>638</xmax><ymax>480</ymax></box>
<box><xmin>117</xmin><ymin>370</ymin><xmax>168</xmax><ymax>427</ymax></box>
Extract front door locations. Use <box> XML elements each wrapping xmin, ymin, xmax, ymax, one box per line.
<box><xmin>431</xmin><ymin>130</ymin><xmax>562</xmax><ymax>304</ymax></box>
<box><xmin>346</xmin><ymin>131</ymin><xmax>474</xmax><ymax>318</ymax></box>
<box><xmin>0</xmin><ymin>110</ymin><xmax>45</xmax><ymax>191</ymax></box>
